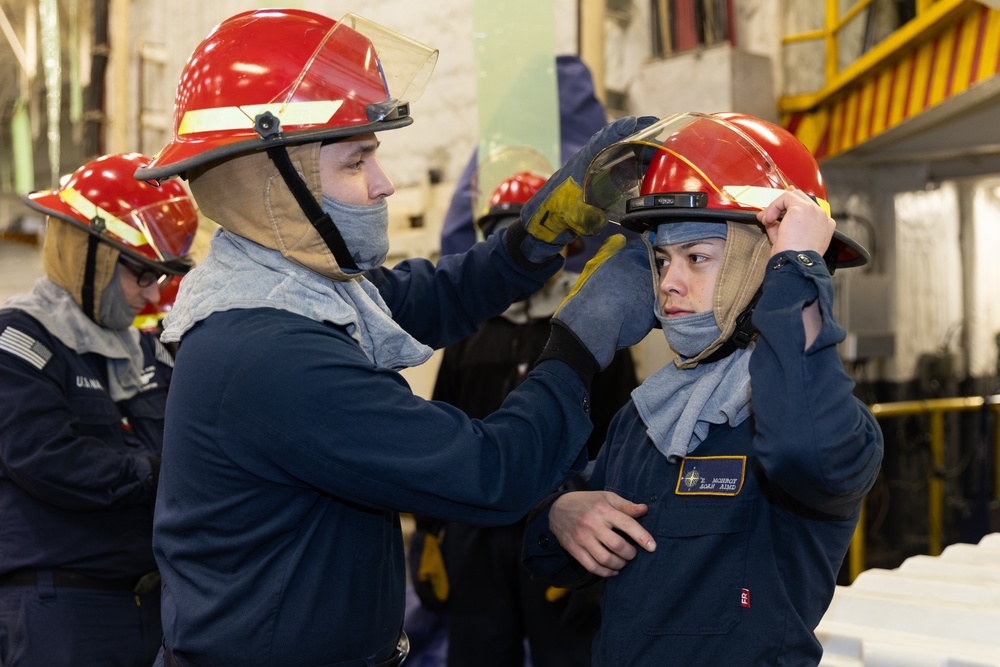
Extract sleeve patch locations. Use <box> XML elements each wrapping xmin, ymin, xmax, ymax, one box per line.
<box><xmin>0</xmin><ymin>326</ymin><xmax>54</xmax><ymax>370</ymax></box>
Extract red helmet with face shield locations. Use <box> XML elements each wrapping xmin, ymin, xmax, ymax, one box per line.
<box><xmin>488</xmin><ymin>172</ymin><xmax>547</xmax><ymax>209</ymax></box>
<box><xmin>134</xmin><ymin>275</ymin><xmax>182</xmax><ymax>333</ymax></box>
<box><xmin>471</xmin><ymin>147</ymin><xmax>555</xmax><ymax>239</ymax></box>
<box><xmin>23</xmin><ymin>152</ymin><xmax>198</xmax><ymax>275</ymax></box>
<box><xmin>475</xmin><ymin>172</ymin><xmax>548</xmax><ymax>238</ymax></box>
<box><xmin>136</xmin><ymin>9</ymin><xmax>438</xmax><ymax>183</ymax></box>
<box><xmin>583</xmin><ymin>112</ymin><xmax>869</xmax><ymax>270</ymax></box>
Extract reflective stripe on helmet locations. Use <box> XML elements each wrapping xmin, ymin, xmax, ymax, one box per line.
<box><xmin>722</xmin><ymin>185</ymin><xmax>832</xmax><ymax>216</ymax></box>
<box><xmin>58</xmin><ymin>188</ymin><xmax>149</xmax><ymax>248</ymax></box>
<box><xmin>177</xmin><ymin>100</ymin><xmax>345</xmax><ymax>135</ymax></box>
<box><xmin>132</xmin><ymin>312</ymin><xmax>164</xmax><ymax>331</ymax></box>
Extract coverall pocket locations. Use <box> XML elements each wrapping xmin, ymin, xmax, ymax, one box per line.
<box><xmin>639</xmin><ymin>499</ymin><xmax>753</xmax><ymax>636</ymax></box>
<box><xmin>120</xmin><ymin>394</ymin><xmax>166</xmax><ymax>451</ymax></box>
<box><xmin>66</xmin><ymin>396</ymin><xmax>121</xmax><ymax>438</ymax></box>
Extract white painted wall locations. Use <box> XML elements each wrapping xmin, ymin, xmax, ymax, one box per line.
<box><xmin>893</xmin><ymin>184</ymin><xmax>964</xmax><ymax>381</ymax></box>
<box><xmin>967</xmin><ymin>178</ymin><xmax>1000</xmax><ymax>379</ymax></box>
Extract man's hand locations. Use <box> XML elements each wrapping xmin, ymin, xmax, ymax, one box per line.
<box><xmin>756</xmin><ymin>187</ymin><xmax>835</xmax><ymax>258</ymax></box>
<box><xmin>550</xmin><ymin>491</ymin><xmax>656</xmax><ymax>578</ymax></box>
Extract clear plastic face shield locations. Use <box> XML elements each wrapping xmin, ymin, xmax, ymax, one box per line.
<box><xmin>125</xmin><ymin>197</ymin><xmax>198</xmax><ymax>263</ymax></box>
<box><xmin>286</xmin><ymin>13</ymin><xmax>439</xmax><ymax>123</ymax></box>
<box><xmin>55</xmin><ymin>188</ymin><xmax>197</xmax><ymax>266</ymax></box>
<box><xmin>582</xmin><ymin>112</ymin><xmax>831</xmax><ymax>224</ymax></box>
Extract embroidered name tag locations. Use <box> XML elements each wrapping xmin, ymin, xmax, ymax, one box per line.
<box><xmin>675</xmin><ymin>456</ymin><xmax>746</xmax><ymax>496</ymax></box>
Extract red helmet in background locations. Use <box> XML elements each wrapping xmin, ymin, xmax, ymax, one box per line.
<box><xmin>488</xmin><ymin>172</ymin><xmax>547</xmax><ymax>208</ymax></box>
<box><xmin>471</xmin><ymin>146</ymin><xmax>557</xmax><ymax>238</ymax></box>
<box><xmin>134</xmin><ymin>275</ymin><xmax>181</xmax><ymax>332</ymax></box>
<box><xmin>583</xmin><ymin>112</ymin><xmax>869</xmax><ymax>270</ymax></box>
<box><xmin>23</xmin><ymin>152</ymin><xmax>198</xmax><ymax>275</ymax></box>
<box><xmin>136</xmin><ymin>9</ymin><xmax>438</xmax><ymax>183</ymax></box>
<box><xmin>475</xmin><ymin>172</ymin><xmax>548</xmax><ymax>238</ymax></box>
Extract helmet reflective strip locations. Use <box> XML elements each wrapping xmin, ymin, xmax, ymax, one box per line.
<box><xmin>58</xmin><ymin>188</ymin><xmax>149</xmax><ymax>247</ymax></box>
<box><xmin>132</xmin><ymin>313</ymin><xmax>162</xmax><ymax>331</ymax></box>
<box><xmin>723</xmin><ymin>185</ymin><xmax>831</xmax><ymax>216</ymax></box>
<box><xmin>177</xmin><ymin>100</ymin><xmax>345</xmax><ymax>135</ymax></box>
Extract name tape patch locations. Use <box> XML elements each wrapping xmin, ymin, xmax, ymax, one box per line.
<box><xmin>675</xmin><ymin>456</ymin><xmax>747</xmax><ymax>496</ymax></box>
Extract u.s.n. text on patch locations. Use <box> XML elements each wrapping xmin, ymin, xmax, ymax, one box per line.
<box><xmin>675</xmin><ymin>456</ymin><xmax>746</xmax><ymax>496</ymax></box>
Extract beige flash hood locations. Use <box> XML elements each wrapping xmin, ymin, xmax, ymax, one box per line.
<box><xmin>673</xmin><ymin>221</ymin><xmax>772</xmax><ymax>370</ymax></box>
<box><xmin>187</xmin><ymin>142</ymin><xmax>357</xmax><ymax>282</ymax></box>
<box><xmin>42</xmin><ymin>218</ymin><xmax>120</xmax><ymax>322</ymax></box>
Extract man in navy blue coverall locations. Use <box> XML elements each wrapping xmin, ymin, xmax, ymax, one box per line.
<box><xmin>134</xmin><ymin>9</ymin><xmax>657</xmax><ymax>667</ymax></box>
<box><xmin>0</xmin><ymin>153</ymin><xmax>198</xmax><ymax>667</ymax></box>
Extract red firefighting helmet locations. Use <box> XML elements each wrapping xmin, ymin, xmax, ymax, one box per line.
<box><xmin>476</xmin><ymin>172</ymin><xmax>548</xmax><ymax>237</ymax></box>
<box><xmin>471</xmin><ymin>146</ymin><xmax>554</xmax><ymax>236</ymax></box>
<box><xmin>134</xmin><ymin>275</ymin><xmax>181</xmax><ymax>332</ymax></box>
<box><xmin>23</xmin><ymin>153</ymin><xmax>198</xmax><ymax>275</ymax></box>
<box><xmin>583</xmin><ymin>112</ymin><xmax>869</xmax><ymax>270</ymax></box>
<box><xmin>135</xmin><ymin>9</ymin><xmax>438</xmax><ymax>183</ymax></box>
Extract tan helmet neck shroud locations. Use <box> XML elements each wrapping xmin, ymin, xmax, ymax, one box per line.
<box><xmin>188</xmin><ymin>142</ymin><xmax>359</xmax><ymax>282</ymax></box>
<box><xmin>669</xmin><ymin>221</ymin><xmax>772</xmax><ymax>370</ymax></box>
<box><xmin>42</xmin><ymin>219</ymin><xmax>120</xmax><ymax>323</ymax></box>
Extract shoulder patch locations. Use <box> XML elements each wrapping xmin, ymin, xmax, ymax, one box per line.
<box><xmin>0</xmin><ymin>326</ymin><xmax>54</xmax><ymax>370</ymax></box>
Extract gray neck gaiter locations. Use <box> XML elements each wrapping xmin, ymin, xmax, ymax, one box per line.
<box><xmin>320</xmin><ymin>195</ymin><xmax>390</xmax><ymax>272</ymax></box>
<box><xmin>99</xmin><ymin>267</ymin><xmax>136</xmax><ymax>331</ymax></box>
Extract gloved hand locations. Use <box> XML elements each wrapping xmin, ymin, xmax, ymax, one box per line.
<box><xmin>538</xmin><ymin>234</ymin><xmax>657</xmax><ymax>385</ymax></box>
<box><xmin>510</xmin><ymin>116</ymin><xmax>659</xmax><ymax>264</ymax></box>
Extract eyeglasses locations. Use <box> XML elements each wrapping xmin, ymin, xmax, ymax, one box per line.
<box><xmin>118</xmin><ymin>256</ymin><xmax>170</xmax><ymax>289</ymax></box>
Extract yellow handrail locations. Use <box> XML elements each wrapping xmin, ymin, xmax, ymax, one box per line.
<box><xmin>848</xmin><ymin>394</ymin><xmax>1000</xmax><ymax>581</ymax></box>
<box><xmin>779</xmin><ymin>0</ymin><xmax>975</xmax><ymax>114</ymax></box>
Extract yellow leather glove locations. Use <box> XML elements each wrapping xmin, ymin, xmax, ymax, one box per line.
<box><xmin>416</xmin><ymin>531</ymin><xmax>449</xmax><ymax>604</ymax></box>
<box><xmin>513</xmin><ymin>116</ymin><xmax>658</xmax><ymax>263</ymax></box>
<box><xmin>408</xmin><ymin>519</ymin><xmax>450</xmax><ymax>613</ymax></box>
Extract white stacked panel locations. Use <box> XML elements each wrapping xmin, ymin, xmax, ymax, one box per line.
<box><xmin>817</xmin><ymin>533</ymin><xmax>1000</xmax><ymax>666</ymax></box>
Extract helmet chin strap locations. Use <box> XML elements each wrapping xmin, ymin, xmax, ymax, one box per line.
<box><xmin>81</xmin><ymin>234</ymin><xmax>101</xmax><ymax>323</ymax></box>
<box><xmin>702</xmin><ymin>241</ymin><xmax>840</xmax><ymax>365</ymax></box>
<box><xmin>699</xmin><ymin>288</ymin><xmax>762</xmax><ymax>364</ymax></box>
<box><xmin>264</xmin><ymin>143</ymin><xmax>360</xmax><ymax>273</ymax></box>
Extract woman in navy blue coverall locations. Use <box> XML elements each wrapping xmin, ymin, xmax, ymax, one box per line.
<box><xmin>522</xmin><ymin>113</ymin><xmax>884</xmax><ymax>666</ymax></box>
